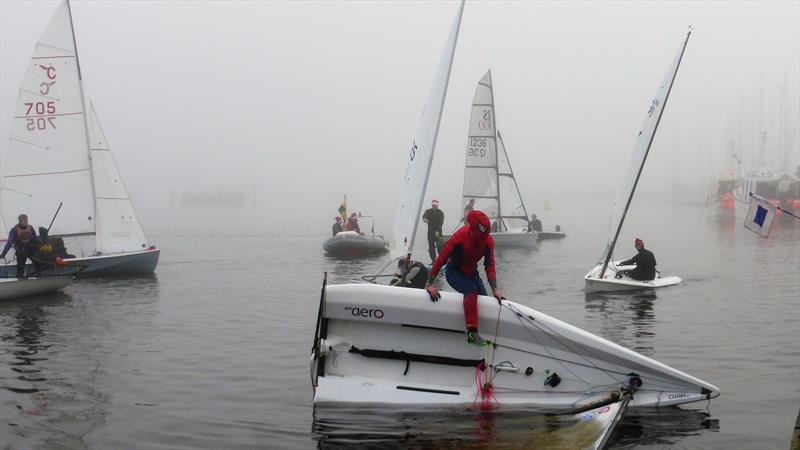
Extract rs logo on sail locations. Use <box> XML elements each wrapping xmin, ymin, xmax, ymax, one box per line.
<box><xmin>345</xmin><ymin>306</ymin><xmax>384</xmax><ymax>319</ymax></box>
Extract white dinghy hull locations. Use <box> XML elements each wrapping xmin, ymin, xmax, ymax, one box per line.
<box><xmin>491</xmin><ymin>228</ymin><xmax>538</xmax><ymax>248</ymax></box>
<box><xmin>584</xmin><ymin>263</ymin><xmax>682</xmax><ymax>293</ymax></box>
<box><xmin>0</xmin><ymin>277</ymin><xmax>71</xmax><ymax>300</ymax></box>
<box><xmin>0</xmin><ymin>248</ymin><xmax>159</xmax><ymax>278</ymax></box>
<box><xmin>312</xmin><ymin>284</ymin><xmax>718</xmax><ymax>409</ymax></box>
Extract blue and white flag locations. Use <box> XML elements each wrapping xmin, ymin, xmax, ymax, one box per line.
<box><xmin>744</xmin><ymin>193</ymin><xmax>776</xmax><ymax>237</ymax></box>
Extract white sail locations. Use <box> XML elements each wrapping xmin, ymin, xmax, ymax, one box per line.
<box><xmin>461</xmin><ymin>71</ymin><xmax>529</xmax><ymax>231</ymax></box>
<box><xmin>462</xmin><ymin>70</ymin><xmax>500</xmax><ymax>221</ymax></box>
<box><xmin>596</xmin><ymin>32</ymin><xmax>691</xmax><ymax>277</ymax></box>
<box><xmin>88</xmin><ymin>100</ymin><xmax>149</xmax><ymax>253</ymax></box>
<box><xmin>0</xmin><ymin>1</ymin><xmax>95</xmax><ymax>245</ymax></box>
<box><xmin>391</xmin><ymin>1</ymin><xmax>464</xmax><ymax>259</ymax></box>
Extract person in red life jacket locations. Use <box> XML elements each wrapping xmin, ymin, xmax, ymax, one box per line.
<box><xmin>425</xmin><ymin>210</ymin><xmax>504</xmax><ymax>346</ymax></box>
<box><xmin>0</xmin><ymin>214</ymin><xmax>40</xmax><ymax>278</ymax></box>
<box><xmin>345</xmin><ymin>212</ymin><xmax>361</xmax><ymax>234</ymax></box>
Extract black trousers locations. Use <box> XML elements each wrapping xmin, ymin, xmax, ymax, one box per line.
<box><xmin>621</xmin><ymin>268</ymin><xmax>655</xmax><ymax>281</ymax></box>
<box><xmin>427</xmin><ymin>232</ymin><xmax>442</xmax><ymax>262</ymax></box>
<box><xmin>15</xmin><ymin>250</ymin><xmax>30</xmax><ymax>278</ymax></box>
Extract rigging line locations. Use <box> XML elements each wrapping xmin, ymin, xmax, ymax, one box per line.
<box><xmin>501</xmin><ymin>305</ymin><xmax>596</xmax><ymax>388</ymax></box>
<box><xmin>488</xmin><ymin>299</ymin><xmax>503</xmax><ymax>386</ymax></box>
<box><xmin>504</xmin><ymin>302</ymin><xmax>626</xmax><ymax>385</ymax></box>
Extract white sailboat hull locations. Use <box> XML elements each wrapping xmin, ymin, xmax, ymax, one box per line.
<box><xmin>584</xmin><ymin>263</ymin><xmax>681</xmax><ymax>293</ymax></box>
<box><xmin>0</xmin><ymin>277</ymin><xmax>72</xmax><ymax>300</ymax></box>
<box><xmin>491</xmin><ymin>228</ymin><xmax>538</xmax><ymax>248</ymax></box>
<box><xmin>311</xmin><ymin>284</ymin><xmax>718</xmax><ymax>408</ymax></box>
<box><xmin>0</xmin><ymin>248</ymin><xmax>159</xmax><ymax>278</ymax></box>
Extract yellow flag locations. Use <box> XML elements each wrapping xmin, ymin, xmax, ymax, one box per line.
<box><xmin>338</xmin><ymin>195</ymin><xmax>347</xmax><ymax>221</ymax></box>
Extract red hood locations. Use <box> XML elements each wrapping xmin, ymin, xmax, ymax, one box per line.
<box><xmin>466</xmin><ymin>210</ymin><xmax>491</xmax><ymax>241</ymax></box>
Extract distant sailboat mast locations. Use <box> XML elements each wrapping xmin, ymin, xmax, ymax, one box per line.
<box><xmin>497</xmin><ymin>131</ymin><xmax>530</xmax><ymax>227</ymax></box>
<box><xmin>598</xmin><ymin>30</ymin><xmax>691</xmax><ymax>280</ymax></box>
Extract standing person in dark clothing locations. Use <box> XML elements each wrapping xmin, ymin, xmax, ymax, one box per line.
<box><xmin>425</xmin><ymin>210</ymin><xmax>504</xmax><ymax>347</ymax></box>
<box><xmin>331</xmin><ymin>217</ymin><xmax>344</xmax><ymax>236</ymax></box>
<box><xmin>616</xmin><ymin>238</ymin><xmax>657</xmax><ymax>281</ymax></box>
<box><xmin>527</xmin><ymin>214</ymin><xmax>542</xmax><ymax>232</ymax></box>
<box><xmin>0</xmin><ymin>214</ymin><xmax>39</xmax><ymax>278</ymax></box>
<box><xmin>422</xmin><ymin>199</ymin><xmax>445</xmax><ymax>262</ymax></box>
<box><xmin>462</xmin><ymin>199</ymin><xmax>475</xmax><ymax>224</ymax></box>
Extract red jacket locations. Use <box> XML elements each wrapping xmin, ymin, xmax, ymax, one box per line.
<box><xmin>430</xmin><ymin>211</ymin><xmax>496</xmax><ymax>282</ymax></box>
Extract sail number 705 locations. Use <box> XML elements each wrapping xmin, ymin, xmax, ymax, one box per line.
<box><xmin>23</xmin><ymin>102</ymin><xmax>57</xmax><ymax>130</ymax></box>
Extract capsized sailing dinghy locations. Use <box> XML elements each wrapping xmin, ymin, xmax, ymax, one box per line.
<box><xmin>0</xmin><ymin>1</ymin><xmax>158</xmax><ymax>277</ymax></box>
<box><xmin>460</xmin><ymin>71</ymin><xmax>537</xmax><ymax>248</ymax></box>
<box><xmin>311</xmin><ymin>283</ymin><xmax>719</xmax><ymax>409</ymax></box>
<box><xmin>584</xmin><ymin>31</ymin><xmax>691</xmax><ymax>293</ymax></box>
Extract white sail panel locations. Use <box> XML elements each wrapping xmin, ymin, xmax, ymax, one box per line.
<box><xmin>87</xmin><ymin>101</ymin><xmax>148</xmax><ymax>253</ymax></box>
<box><xmin>598</xmin><ymin>32</ymin><xmax>691</xmax><ymax>269</ymax></box>
<box><xmin>462</xmin><ymin>70</ymin><xmax>500</xmax><ymax>221</ymax></box>
<box><xmin>0</xmin><ymin>1</ymin><xmax>95</xmax><ymax>243</ymax></box>
<box><xmin>497</xmin><ymin>134</ymin><xmax>529</xmax><ymax>229</ymax></box>
<box><xmin>391</xmin><ymin>2</ymin><xmax>464</xmax><ymax>259</ymax></box>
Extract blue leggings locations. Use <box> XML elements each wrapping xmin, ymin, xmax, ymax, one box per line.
<box><xmin>445</xmin><ymin>266</ymin><xmax>487</xmax><ymax>296</ymax></box>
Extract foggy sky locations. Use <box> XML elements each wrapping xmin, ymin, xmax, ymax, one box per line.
<box><xmin>2</xmin><ymin>0</ymin><xmax>799</xmax><ymax>234</ymax></box>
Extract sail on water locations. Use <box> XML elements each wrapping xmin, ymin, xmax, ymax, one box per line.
<box><xmin>585</xmin><ymin>31</ymin><xmax>691</xmax><ymax>292</ymax></box>
<box><xmin>0</xmin><ymin>1</ymin><xmax>158</xmax><ymax>276</ymax></box>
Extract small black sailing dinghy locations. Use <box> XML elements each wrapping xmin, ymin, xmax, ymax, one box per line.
<box><xmin>584</xmin><ymin>31</ymin><xmax>691</xmax><ymax>293</ymax></box>
<box><xmin>311</xmin><ymin>5</ymin><xmax>718</xmax><ymax>433</ymax></box>
<box><xmin>0</xmin><ymin>1</ymin><xmax>158</xmax><ymax>277</ymax></box>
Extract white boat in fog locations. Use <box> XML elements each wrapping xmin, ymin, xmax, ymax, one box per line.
<box><xmin>311</xmin><ymin>8</ymin><xmax>718</xmax><ymax>418</ymax></box>
<box><xmin>0</xmin><ymin>277</ymin><xmax>72</xmax><ymax>301</ymax></box>
<box><xmin>0</xmin><ymin>1</ymin><xmax>159</xmax><ymax>277</ymax></box>
<box><xmin>460</xmin><ymin>71</ymin><xmax>537</xmax><ymax>248</ymax></box>
<box><xmin>584</xmin><ymin>31</ymin><xmax>691</xmax><ymax>293</ymax></box>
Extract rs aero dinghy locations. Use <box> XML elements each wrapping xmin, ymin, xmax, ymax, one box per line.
<box><xmin>311</xmin><ymin>4</ymin><xmax>718</xmax><ymax>418</ymax></box>
<box><xmin>0</xmin><ymin>1</ymin><xmax>158</xmax><ymax>277</ymax></box>
<box><xmin>584</xmin><ymin>31</ymin><xmax>691</xmax><ymax>293</ymax></box>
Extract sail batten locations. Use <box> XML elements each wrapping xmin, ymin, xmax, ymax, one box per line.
<box><xmin>391</xmin><ymin>1</ymin><xmax>464</xmax><ymax>259</ymax></box>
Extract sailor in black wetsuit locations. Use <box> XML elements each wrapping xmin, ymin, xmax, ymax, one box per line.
<box><xmin>422</xmin><ymin>199</ymin><xmax>444</xmax><ymax>263</ymax></box>
<box><xmin>617</xmin><ymin>238</ymin><xmax>657</xmax><ymax>281</ymax></box>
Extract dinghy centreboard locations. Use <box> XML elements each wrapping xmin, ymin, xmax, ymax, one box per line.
<box><xmin>311</xmin><ymin>6</ymin><xmax>718</xmax><ymax>422</ymax></box>
<box><xmin>460</xmin><ymin>70</ymin><xmax>538</xmax><ymax>248</ymax></box>
<box><xmin>584</xmin><ymin>31</ymin><xmax>691</xmax><ymax>293</ymax></box>
<box><xmin>0</xmin><ymin>1</ymin><xmax>158</xmax><ymax>277</ymax></box>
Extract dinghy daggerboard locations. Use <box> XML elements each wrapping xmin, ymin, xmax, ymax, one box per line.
<box><xmin>585</xmin><ymin>31</ymin><xmax>691</xmax><ymax>292</ymax></box>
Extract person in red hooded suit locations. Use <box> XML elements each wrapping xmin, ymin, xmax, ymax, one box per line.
<box><xmin>425</xmin><ymin>210</ymin><xmax>504</xmax><ymax>346</ymax></box>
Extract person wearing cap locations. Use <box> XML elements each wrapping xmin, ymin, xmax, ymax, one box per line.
<box><xmin>616</xmin><ymin>238</ymin><xmax>657</xmax><ymax>281</ymax></box>
<box><xmin>425</xmin><ymin>210</ymin><xmax>504</xmax><ymax>347</ymax></box>
<box><xmin>0</xmin><ymin>214</ymin><xmax>39</xmax><ymax>278</ymax></box>
<box><xmin>527</xmin><ymin>214</ymin><xmax>542</xmax><ymax>232</ymax></box>
<box><xmin>332</xmin><ymin>217</ymin><xmax>344</xmax><ymax>236</ymax></box>
<box><xmin>345</xmin><ymin>212</ymin><xmax>361</xmax><ymax>234</ymax></box>
<box><xmin>422</xmin><ymin>199</ymin><xmax>445</xmax><ymax>262</ymax></box>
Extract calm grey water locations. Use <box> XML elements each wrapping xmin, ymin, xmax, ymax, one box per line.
<box><xmin>1</xmin><ymin>202</ymin><xmax>798</xmax><ymax>449</ymax></box>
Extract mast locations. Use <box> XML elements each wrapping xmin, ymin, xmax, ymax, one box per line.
<box><xmin>66</xmin><ymin>0</ymin><xmax>100</xmax><ymax>252</ymax></box>
<box><xmin>598</xmin><ymin>31</ymin><xmax>691</xmax><ymax>279</ymax></box>
<box><xmin>487</xmin><ymin>71</ymin><xmax>504</xmax><ymax>231</ymax></box>
<box><xmin>497</xmin><ymin>130</ymin><xmax>530</xmax><ymax>223</ymax></box>
<box><xmin>404</xmin><ymin>0</ymin><xmax>464</xmax><ymax>265</ymax></box>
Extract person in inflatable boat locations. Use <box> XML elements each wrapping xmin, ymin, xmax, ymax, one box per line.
<box><xmin>425</xmin><ymin>210</ymin><xmax>504</xmax><ymax>346</ymax></box>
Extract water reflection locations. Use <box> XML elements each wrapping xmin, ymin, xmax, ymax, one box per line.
<box><xmin>584</xmin><ymin>291</ymin><xmax>656</xmax><ymax>356</ymax></box>
<box><xmin>311</xmin><ymin>404</ymin><xmax>718</xmax><ymax>449</ymax></box>
<box><xmin>325</xmin><ymin>253</ymin><xmax>391</xmax><ymax>284</ymax></box>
